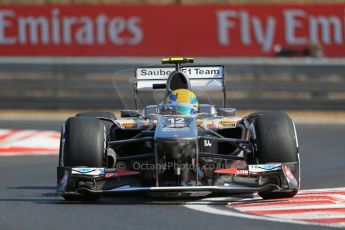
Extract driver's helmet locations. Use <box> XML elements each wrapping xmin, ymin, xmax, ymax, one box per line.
<box><xmin>164</xmin><ymin>89</ymin><xmax>199</xmax><ymax>115</ymax></box>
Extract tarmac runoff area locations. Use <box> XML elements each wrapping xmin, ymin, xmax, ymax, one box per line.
<box><xmin>1</xmin><ymin>112</ymin><xmax>345</xmax><ymax>228</ymax></box>
<box><xmin>0</xmin><ymin>109</ymin><xmax>344</xmax><ymax>124</ymax></box>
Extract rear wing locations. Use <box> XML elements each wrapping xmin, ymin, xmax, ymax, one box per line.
<box><xmin>135</xmin><ymin>65</ymin><xmax>226</xmax><ymax>108</ymax></box>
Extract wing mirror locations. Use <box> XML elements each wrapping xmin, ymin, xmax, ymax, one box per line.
<box><xmin>217</xmin><ymin>108</ymin><xmax>236</xmax><ymax>116</ymax></box>
<box><xmin>121</xmin><ymin>110</ymin><xmax>141</xmax><ymax>118</ymax></box>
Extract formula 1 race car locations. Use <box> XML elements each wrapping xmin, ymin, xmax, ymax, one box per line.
<box><xmin>57</xmin><ymin>57</ymin><xmax>300</xmax><ymax>201</ymax></box>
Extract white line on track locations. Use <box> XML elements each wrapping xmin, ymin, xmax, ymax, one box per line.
<box><xmin>184</xmin><ymin>187</ymin><xmax>345</xmax><ymax>228</ymax></box>
<box><xmin>231</xmin><ymin>204</ymin><xmax>345</xmax><ymax>212</ymax></box>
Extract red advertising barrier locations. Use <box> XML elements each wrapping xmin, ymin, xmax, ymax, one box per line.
<box><xmin>1</xmin><ymin>4</ymin><xmax>345</xmax><ymax>56</ymax></box>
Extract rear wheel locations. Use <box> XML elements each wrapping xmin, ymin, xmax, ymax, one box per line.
<box><xmin>59</xmin><ymin>116</ymin><xmax>106</xmax><ymax>201</ymax></box>
<box><xmin>248</xmin><ymin>112</ymin><xmax>300</xmax><ymax>199</ymax></box>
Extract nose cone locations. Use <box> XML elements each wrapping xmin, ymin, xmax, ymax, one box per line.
<box><xmin>157</xmin><ymin>141</ymin><xmax>197</xmax><ymax>162</ymax></box>
<box><xmin>154</xmin><ymin>116</ymin><xmax>197</xmax><ymax>141</ymax></box>
<box><xmin>154</xmin><ymin>116</ymin><xmax>198</xmax><ymax>162</ymax></box>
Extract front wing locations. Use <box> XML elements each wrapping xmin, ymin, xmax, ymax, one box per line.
<box><xmin>57</xmin><ymin>162</ymin><xmax>299</xmax><ymax>197</ymax></box>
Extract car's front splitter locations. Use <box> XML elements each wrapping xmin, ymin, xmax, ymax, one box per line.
<box><xmin>57</xmin><ymin>162</ymin><xmax>299</xmax><ymax>198</ymax></box>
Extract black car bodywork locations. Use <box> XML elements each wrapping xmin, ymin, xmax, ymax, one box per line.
<box><xmin>57</xmin><ymin>58</ymin><xmax>300</xmax><ymax>200</ymax></box>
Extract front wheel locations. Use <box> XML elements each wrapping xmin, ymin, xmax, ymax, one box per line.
<box><xmin>76</xmin><ymin>111</ymin><xmax>115</xmax><ymax>141</ymax></box>
<box><xmin>59</xmin><ymin>116</ymin><xmax>106</xmax><ymax>201</ymax></box>
<box><xmin>248</xmin><ymin>112</ymin><xmax>300</xmax><ymax>199</ymax></box>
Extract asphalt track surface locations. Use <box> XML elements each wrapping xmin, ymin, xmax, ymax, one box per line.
<box><xmin>0</xmin><ymin>120</ymin><xmax>344</xmax><ymax>230</ymax></box>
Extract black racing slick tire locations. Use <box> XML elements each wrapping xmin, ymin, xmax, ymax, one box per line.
<box><xmin>62</xmin><ymin>116</ymin><xmax>106</xmax><ymax>167</ymax></box>
<box><xmin>76</xmin><ymin>111</ymin><xmax>116</xmax><ymax>120</ymax></box>
<box><xmin>248</xmin><ymin>112</ymin><xmax>300</xmax><ymax>199</ymax></box>
<box><xmin>59</xmin><ymin>116</ymin><xmax>106</xmax><ymax>201</ymax></box>
<box><xmin>76</xmin><ymin>111</ymin><xmax>115</xmax><ymax>141</ymax></box>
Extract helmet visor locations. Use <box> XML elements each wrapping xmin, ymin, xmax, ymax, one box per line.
<box><xmin>166</xmin><ymin>101</ymin><xmax>197</xmax><ymax>115</ymax></box>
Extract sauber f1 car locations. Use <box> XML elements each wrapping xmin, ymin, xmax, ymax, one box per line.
<box><xmin>57</xmin><ymin>57</ymin><xmax>300</xmax><ymax>201</ymax></box>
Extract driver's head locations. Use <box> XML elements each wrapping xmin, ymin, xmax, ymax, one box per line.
<box><xmin>164</xmin><ymin>89</ymin><xmax>199</xmax><ymax>115</ymax></box>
